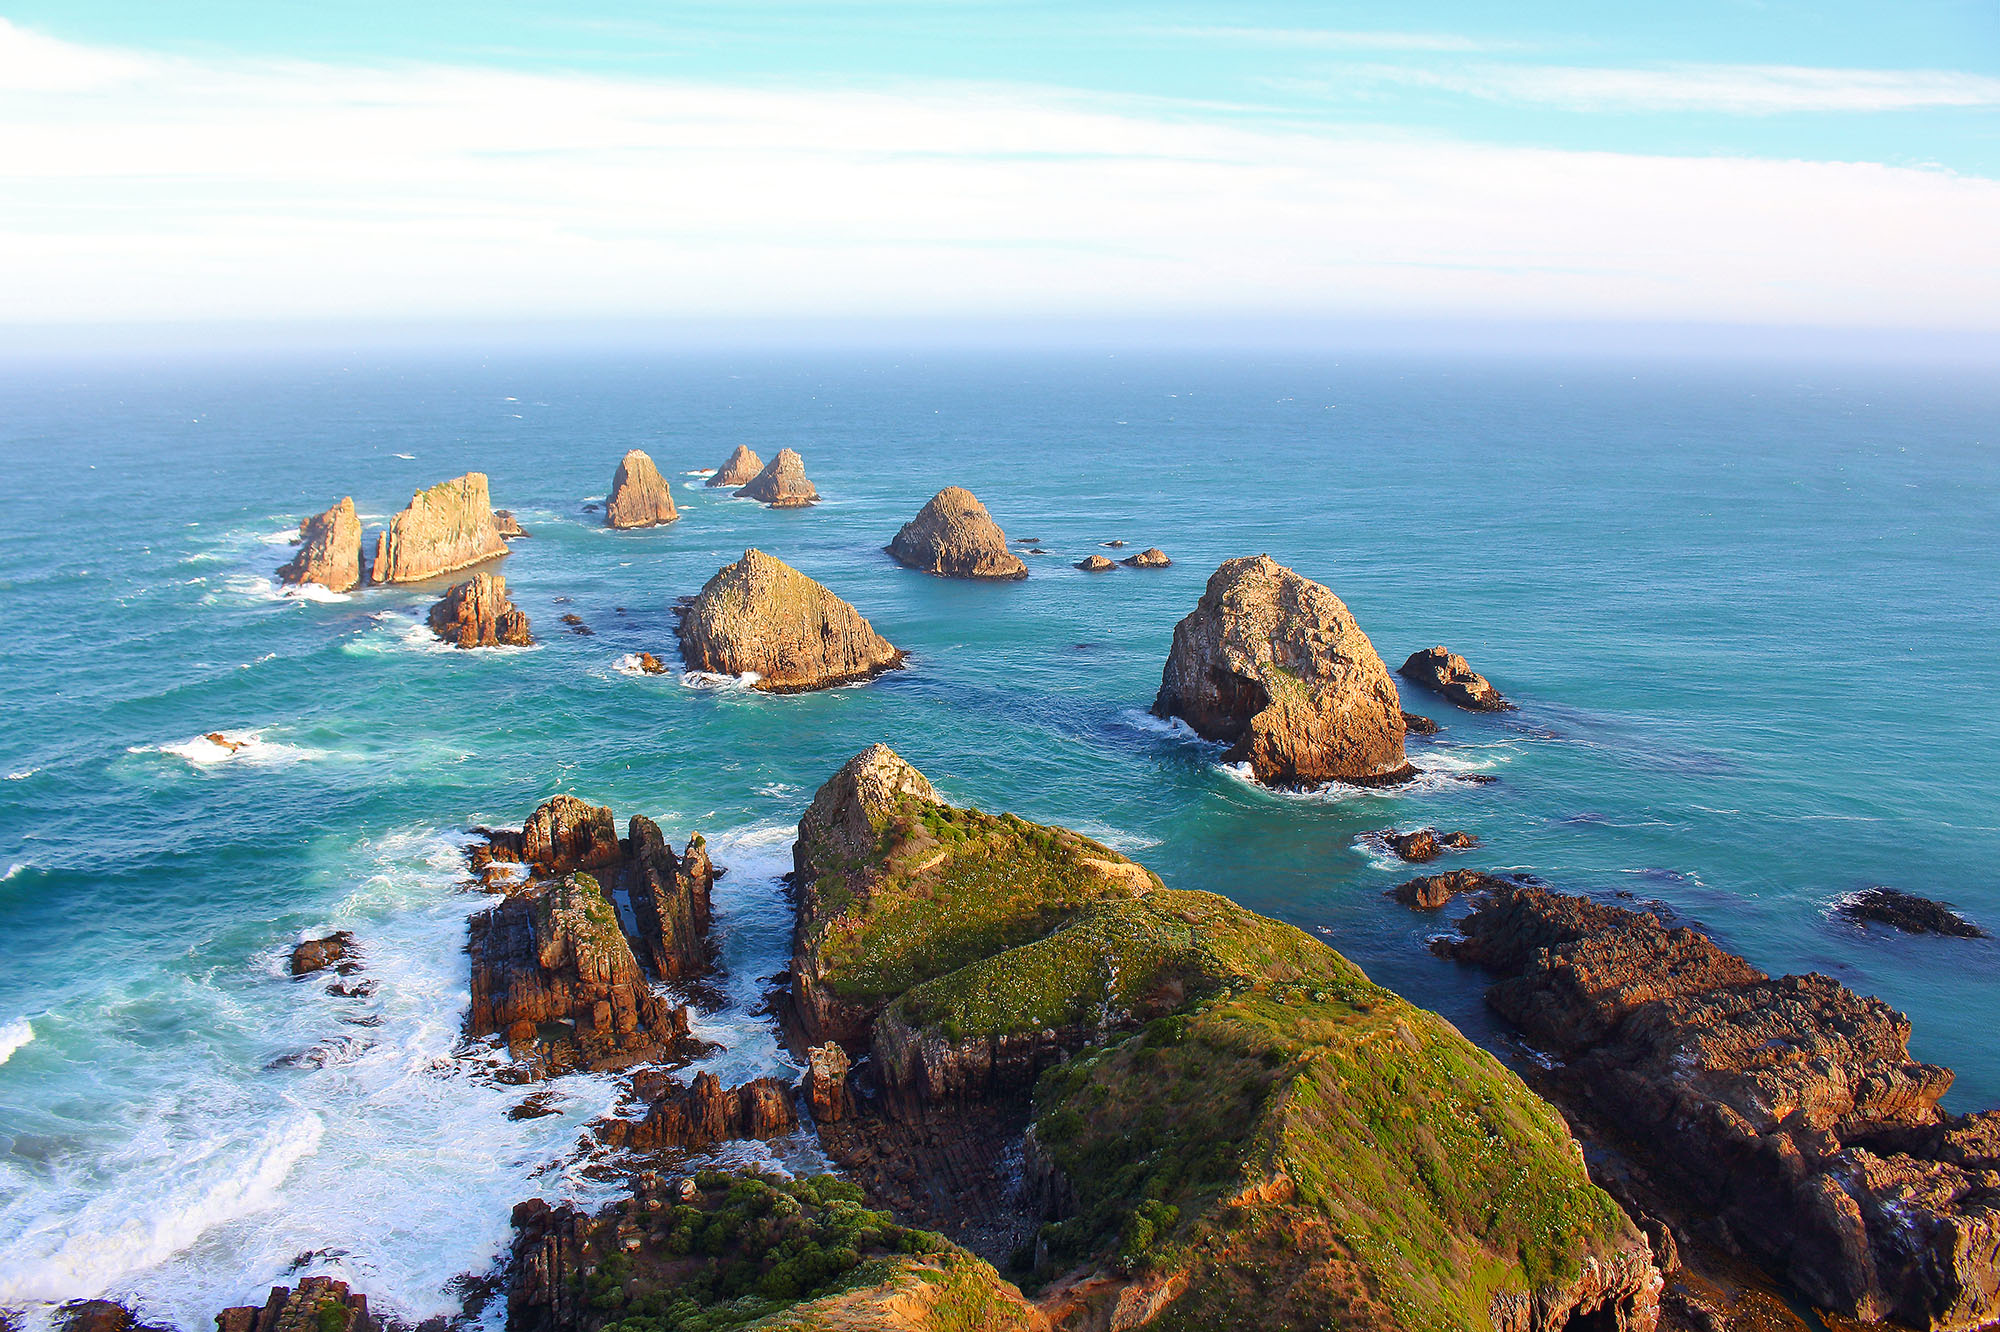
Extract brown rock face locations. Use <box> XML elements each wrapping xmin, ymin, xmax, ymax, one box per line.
<box><xmin>368</xmin><ymin>473</ymin><xmax>509</xmax><ymax>584</ymax></box>
<box><xmin>289</xmin><ymin>931</ymin><xmax>355</xmax><ymax>977</ymax></box>
<box><xmin>1392</xmin><ymin>868</ymin><xmax>1506</xmax><ymax>909</ymax></box>
<box><xmin>733</xmin><ymin>447</ymin><xmax>818</xmax><ymax>507</ymax></box>
<box><xmin>277</xmin><ymin>497</ymin><xmax>362</xmax><ymax>592</ymax></box>
<box><xmin>1076</xmin><ymin>554</ymin><xmax>1116</xmax><ymax>572</ymax></box>
<box><xmin>634</xmin><ymin>651</ymin><xmax>668</xmax><ymax>675</ymax></box>
<box><xmin>806</xmin><ymin>1042</ymin><xmax>853</xmax><ymax>1122</ymax></box>
<box><xmin>675</xmin><ymin>548</ymin><xmax>902</xmax><ymax>692</ymax></box>
<box><xmin>887</xmin><ymin>486</ymin><xmax>1028</xmax><ymax>580</ymax></box>
<box><xmin>1381</xmin><ymin>827</ymin><xmax>1478</xmax><ymax>863</ymax></box>
<box><xmin>215</xmin><ymin>1278</ymin><xmax>374</xmax><ymax>1332</ymax></box>
<box><xmin>1442</xmin><ymin>882</ymin><xmax>2000</xmax><ymax>1331</ymax></box>
<box><xmin>1401</xmin><ymin>709</ymin><xmax>1441</xmax><ymax>735</ymax></box>
<box><xmin>1120</xmin><ymin>547</ymin><xmax>1171</xmax><ymax>568</ymax></box>
<box><xmin>792</xmin><ymin>743</ymin><xmax>939</xmax><ymax>889</ymax></box>
<box><xmin>706</xmin><ymin>444</ymin><xmax>764</xmax><ymax>487</ymax></box>
<box><xmin>1400</xmin><ymin>645</ymin><xmax>1514</xmax><ymax>711</ymax></box>
<box><xmin>624</xmin><ymin>817</ymin><xmax>714</xmax><ymax>981</ymax></box>
<box><xmin>475</xmin><ymin>794</ymin><xmax>621</xmax><ymax>876</ymax></box>
<box><xmin>493</xmin><ymin>509</ymin><xmax>526</xmax><ymax>537</ymax></box>
<box><xmin>605</xmin><ymin>449</ymin><xmax>678</xmax><ymax>529</ymax></box>
<box><xmin>1152</xmin><ymin>555</ymin><xmax>1413</xmax><ymax>787</ymax></box>
<box><xmin>595</xmin><ymin>1070</ymin><xmax>797</xmax><ymax>1151</ymax></box>
<box><xmin>427</xmin><ymin>573</ymin><xmax>533</xmax><ymax>648</ymax></box>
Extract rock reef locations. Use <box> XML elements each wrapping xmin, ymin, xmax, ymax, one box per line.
<box><xmin>277</xmin><ymin>497</ymin><xmax>362</xmax><ymax>593</ymax></box>
<box><xmin>1382</xmin><ymin>826</ymin><xmax>1478</xmax><ymax>863</ymax></box>
<box><xmin>1401</xmin><ymin>645</ymin><xmax>1514</xmax><ymax>711</ymax></box>
<box><xmin>604</xmin><ymin>449</ymin><xmax>678</xmax><ymax>530</ymax></box>
<box><xmin>734</xmin><ymin>447</ymin><xmax>818</xmax><ymax>507</ymax></box>
<box><xmin>1152</xmin><ymin>555</ymin><xmax>1414</xmax><ymax>787</ymax></box>
<box><xmin>427</xmin><ymin>573</ymin><xmax>532</xmax><ymax>648</ymax></box>
<box><xmin>1836</xmin><ymin>887</ymin><xmax>1987</xmax><ymax>938</ymax></box>
<box><xmin>595</xmin><ymin>1070</ymin><xmax>796</xmax><ymax>1151</ymax></box>
<box><xmin>675</xmin><ymin>548</ymin><xmax>902</xmax><ymax>692</ymax></box>
<box><xmin>706</xmin><ymin>444</ymin><xmax>764</xmax><ymax>487</ymax></box>
<box><xmin>493</xmin><ymin>509</ymin><xmax>526</xmax><ymax>538</ymax></box>
<box><xmin>368</xmin><ymin>473</ymin><xmax>509</xmax><ymax>584</ymax></box>
<box><xmin>888</xmin><ymin>486</ymin><xmax>1029</xmax><ymax>580</ymax></box>
<box><xmin>1393</xmin><ymin>868</ymin><xmax>1508</xmax><ymax>909</ymax></box>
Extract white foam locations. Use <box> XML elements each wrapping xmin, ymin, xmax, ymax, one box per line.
<box><xmin>1350</xmin><ymin>833</ymin><xmax>1408</xmax><ymax>873</ymax></box>
<box><xmin>613</xmin><ymin>653</ymin><xmax>673</xmax><ymax>679</ymax></box>
<box><xmin>1114</xmin><ymin>708</ymin><xmax>1212</xmax><ymax>745</ymax></box>
<box><xmin>393</xmin><ymin>453</ymin><xmax>416</xmax><ymax>460</ymax></box>
<box><xmin>133</xmin><ymin>733</ymin><xmax>322</xmax><ymax>768</ymax></box>
<box><xmin>1070</xmin><ymin>821</ymin><xmax>1161</xmax><ymax>853</ymax></box>
<box><xmin>680</xmin><ymin>670</ymin><xmax>761</xmax><ymax>691</ymax></box>
<box><xmin>6</xmin><ymin>769</ymin><xmax>33</xmax><ymax>781</ymax></box>
<box><xmin>2</xmin><ymin>862</ymin><xmax>27</xmax><ymax>881</ymax></box>
<box><xmin>218</xmin><ymin>574</ymin><xmax>351</xmax><ymax>606</ymax></box>
<box><xmin>0</xmin><ymin>1017</ymin><xmax>32</xmax><ymax>1065</ymax></box>
<box><xmin>684</xmin><ymin>469</ymin><xmax>717</xmax><ymax>477</ymax></box>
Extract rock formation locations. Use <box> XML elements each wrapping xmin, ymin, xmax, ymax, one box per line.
<box><xmin>595</xmin><ymin>1070</ymin><xmax>796</xmax><ymax>1151</ymax></box>
<box><xmin>1119</xmin><ymin>547</ymin><xmax>1170</xmax><ymax>568</ymax></box>
<box><xmin>1152</xmin><ymin>555</ymin><xmax>1414</xmax><ymax>787</ymax></box>
<box><xmin>475</xmin><ymin>794</ymin><xmax>622</xmax><ymax>877</ymax></box>
<box><xmin>675</xmin><ymin>548</ymin><xmax>902</xmax><ymax>692</ymax></box>
<box><xmin>706</xmin><ymin>444</ymin><xmax>764</xmax><ymax>487</ymax></box>
<box><xmin>733</xmin><ymin>447</ymin><xmax>818</xmax><ymax>507</ymax></box>
<box><xmin>604</xmin><ymin>449</ymin><xmax>678</xmax><ymax>529</ymax></box>
<box><xmin>1400</xmin><ymin>645</ymin><xmax>1514</xmax><ymax>711</ymax></box>
<box><xmin>289</xmin><ymin>931</ymin><xmax>355</xmax><ymax>977</ymax></box>
<box><xmin>493</xmin><ymin>509</ymin><xmax>526</xmax><ymax>537</ymax></box>
<box><xmin>1382</xmin><ymin>827</ymin><xmax>1478</xmax><ymax>863</ymax></box>
<box><xmin>1393</xmin><ymin>868</ymin><xmax>1508</xmax><ymax>909</ymax></box>
<box><xmin>427</xmin><ymin>573</ymin><xmax>533</xmax><ymax>648</ymax></box>
<box><xmin>806</xmin><ymin>1042</ymin><xmax>852</xmax><ymax>1122</ymax></box>
<box><xmin>215</xmin><ymin>1278</ymin><xmax>375</xmax><ymax>1332</ymax></box>
<box><xmin>368</xmin><ymin>473</ymin><xmax>509</xmax><ymax>584</ymax></box>
<box><xmin>1401</xmin><ymin>710</ymin><xmax>1441</xmax><ymax>735</ymax></box>
<box><xmin>1836</xmin><ymin>887</ymin><xmax>1987</xmax><ymax>938</ymax></box>
<box><xmin>277</xmin><ymin>497</ymin><xmax>362</xmax><ymax>593</ymax></box>
<box><xmin>1442</xmin><ymin>882</ymin><xmax>2000</xmax><ymax>1331</ymax></box>
<box><xmin>623</xmin><ymin>817</ymin><xmax>713</xmax><ymax>981</ymax></box>
<box><xmin>1076</xmin><ymin>554</ymin><xmax>1116</xmax><ymax>572</ymax></box>
<box><xmin>633</xmin><ymin>651</ymin><xmax>668</xmax><ymax>675</ymax></box>
<box><xmin>887</xmin><ymin>486</ymin><xmax>1028</xmax><ymax>580</ymax></box>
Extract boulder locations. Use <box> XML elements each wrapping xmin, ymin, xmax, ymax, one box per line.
<box><xmin>1400</xmin><ymin>645</ymin><xmax>1513</xmax><ymax>711</ymax></box>
<box><xmin>1152</xmin><ymin>555</ymin><xmax>1414</xmax><ymax>787</ymax></box>
<box><xmin>634</xmin><ymin>651</ymin><xmax>668</xmax><ymax>675</ymax></box>
<box><xmin>367</xmin><ymin>473</ymin><xmax>509</xmax><ymax>584</ymax></box>
<box><xmin>493</xmin><ymin>509</ymin><xmax>526</xmax><ymax>538</ymax></box>
<box><xmin>427</xmin><ymin>572</ymin><xmax>533</xmax><ymax>648</ymax></box>
<box><xmin>605</xmin><ymin>449</ymin><xmax>679</xmax><ymax>529</ymax></box>
<box><xmin>1120</xmin><ymin>547</ymin><xmax>1171</xmax><ymax>568</ymax></box>
<box><xmin>733</xmin><ymin>447</ymin><xmax>818</xmax><ymax>507</ymax></box>
<box><xmin>706</xmin><ymin>444</ymin><xmax>764</xmax><ymax>487</ymax></box>
<box><xmin>887</xmin><ymin>486</ymin><xmax>1028</xmax><ymax>580</ymax></box>
<box><xmin>1076</xmin><ymin>554</ymin><xmax>1116</xmax><ymax>572</ymax></box>
<box><xmin>215</xmin><ymin>1278</ymin><xmax>374</xmax><ymax>1332</ymax></box>
<box><xmin>475</xmin><ymin>793</ymin><xmax>621</xmax><ymax>877</ymax></box>
<box><xmin>289</xmin><ymin>931</ymin><xmax>356</xmax><ymax>977</ymax></box>
<box><xmin>675</xmin><ymin>548</ymin><xmax>902</xmax><ymax>692</ymax></box>
<box><xmin>277</xmin><ymin>497</ymin><xmax>362</xmax><ymax>592</ymax></box>
<box><xmin>1401</xmin><ymin>710</ymin><xmax>1441</xmax><ymax>736</ymax></box>
<box><xmin>1392</xmin><ymin>869</ymin><xmax>1507</xmax><ymax>910</ymax></box>
<box><xmin>595</xmin><ymin>1070</ymin><xmax>797</xmax><ymax>1151</ymax></box>
<box><xmin>1382</xmin><ymin>827</ymin><xmax>1478</xmax><ymax>863</ymax></box>
<box><xmin>1835</xmin><ymin>887</ymin><xmax>1987</xmax><ymax>938</ymax></box>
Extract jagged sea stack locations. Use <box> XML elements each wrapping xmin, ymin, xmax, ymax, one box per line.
<box><xmin>706</xmin><ymin>444</ymin><xmax>764</xmax><ymax>487</ymax></box>
<box><xmin>368</xmin><ymin>473</ymin><xmax>508</xmax><ymax>584</ymax></box>
<box><xmin>675</xmin><ymin>548</ymin><xmax>901</xmax><ymax>691</ymax></box>
<box><xmin>1153</xmin><ymin>555</ymin><xmax>1412</xmax><ymax>787</ymax></box>
<box><xmin>427</xmin><ymin>572</ymin><xmax>532</xmax><ymax>648</ymax></box>
<box><xmin>277</xmin><ymin>496</ymin><xmax>362</xmax><ymax>592</ymax></box>
<box><xmin>733</xmin><ymin>447</ymin><xmax>818</xmax><ymax>507</ymax></box>
<box><xmin>605</xmin><ymin>449</ymin><xmax>679</xmax><ymax>529</ymax></box>
<box><xmin>886</xmin><ymin>486</ymin><xmax>1028</xmax><ymax>579</ymax></box>
<box><xmin>1400</xmin><ymin>645</ymin><xmax>1513</xmax><ymax>711</ymax></box>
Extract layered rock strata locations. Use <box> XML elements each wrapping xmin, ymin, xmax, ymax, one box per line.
<box><xmin>706</xmin><ymin>443</ymin><xmax>764</xmax><ymax>486</ymax></box>
<box><xmin>1152</xmin><ymin>555</ymin><xmax>1414</xmax><ymax>787</ymax></box>
<box><xmin>887</xmin><ymin>486</ymin><xmax>1028</xmax><ymax>579</ymax></box>
<box><xmin>277</xmin><ymin>497</ymin><xmax>362</xmax><ymax>592</ymax></box>
<box><xmin>1401</xmin><ymin>645</ymin><xmax>1514</xmax><ymax>711</ymax></box>
<box><xmin>604</xmin><ymin>449</ymin><xmax>678</xmax><ymax>529</ymax></box>
<box><xmin>733</xmin><ymin>447</ymin><xmax>818</xmax><ymax>506</ymax></box>
<box><xmin>369</xmin><ymin>473</ymin><xmax>509</xmax><ymax>584</ymax></box>
<box><xmin>595</xmin><ymin>1070</ymin><xmax>796</xmax><ymax>1151</ymax></box>
<box><xmin>427</xmin><ymin>573</ymin><xmax>532</xmax><ymax>648</ymax></box>
<box><xmin>215</xmin><ymin>1278</ymin><xmax>375</xmax><ymax>1332</ymax></box>
<box><xmin>675</xmin><ymin>548</ymin><xmax>902</xmax><ymax>692</ymax></box>
<box><xmin>1441</xmin><ymin>882</ymin><xmax>2000</xmax><ymax>1331</ymax></box>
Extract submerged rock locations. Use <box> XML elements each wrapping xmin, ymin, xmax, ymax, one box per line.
<box><xmin>368</xmin><ymin>473</ymin><xmax>509</xmax><ymax>584</ymax></box>
<box><xmin>605</xmin><ymin>449</ymin><xmax>679</xmax><ymax>529</ymax></box>
<box><xmin>1119</xmin><ymin>547</ymin><xmax>1171</xmax><ymax>568</ymax></box>
<box><xmin>215</xmin><ymin>1277</ymin><xmax>375</xmax><ymax>1332</ymax></box>
<box><xmin>427</xmin><ymin>572</ymin><xmax>533</xmax><ymax>648</ymax></box>
<box><xmin>1076</xmin><ymin>554</ymin><xmax>1116</xmax><ymax>572</ymax></box>
<box><xmin>1152</xmin><ymin>555</ymin><xmax>1413</xmax><ymax>787</ymax></box>
<box><xmin>1400</xmin><ymin>645</ymin><xmax>1514</xmax><ymax>711</ymax></box>
<box><xmin>1835</xmin><ymin>886</ymin><xmax>1988</xmax><ymax>938</ymax></box>
<box><xmin>733</xmin><ymin>447</ymin><xmax>818</xmax><ymax>507</ymax></box>
<box><xmin>887</xmin><ymin>486</ymin><xmax>1028</xmax><ymax>580</ymax></box>
<box><xmin>706</xmin><ymin>443</ymin><xmax>764</xmax><ymax>487</ymax></box>
<box><xmin>277</xmin><ymin>497</ymin><xmax>362</xmax><ymax>593</ymax></box>
<box><xmin>676</xmin><ymin>548</ymin><xmax>902</xmax><ymax>692</ymax></box>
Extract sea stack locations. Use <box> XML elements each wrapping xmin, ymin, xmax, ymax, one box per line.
<box><xmin>675</xmin><ymin>548</ymin><xmax>901</xmax><ymax>692</ymax></box>
<box><xmin>886</xmin><ymin>486</ymin><xmax>1027</xmax><ymax>579</ymax></box>
<box><xmin>733</xmin><ymin>448</ymin><xmax>818</xmax><ymax>507</ymax></box>
<box><xmin>427</xmin><ymin>573</ymin><xmax>532</xmax><ymax>648</ymax></box>
<box><xmin>605</xmin><ymin>449</ymin><xmax>679</xmax><ymax>529</ymax></box>
<box><xmin>1399</xmin><ymin>645</ymin><xmax>1513</xmax><ymax>711</ymax></box>
<box><xmin>1153</xmin><ymin>555</ymin><xmax>1413</xmax><ymax>787</ymax></box>
<box><xmin>1076</xmin><ymin>554</ymin><xmax>1116</xmax><ymax>572</ymax></box>
<box><xmin>1120</xmin><ymin>547</ymin><xmax>1171</xmax><ymax>568</ymax></box>
<box><xmin>368</xmin><ymin>473</ymin><xmax>508</xmax><ymax>584</ymax></box>
<box><xmin>706</xmin><ymin>444</ymin><xmax>764</xmax><ymax>487</ymax></box>
<box><xmin>277</xmin><ymin>497</ymin><xmax>363</xmax><ymax>593</ymax></box>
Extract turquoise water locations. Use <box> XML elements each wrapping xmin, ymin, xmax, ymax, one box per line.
<box><xmin>1</xmin><ymin>348</ymin><xmax>1996</xmax><ymax>1326</ymax></box>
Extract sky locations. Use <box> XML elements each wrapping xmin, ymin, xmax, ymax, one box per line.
<box><xmin>2</xmin><ymin>1</ymin><xmax>1999</xmax><ymax>335</ymax></box>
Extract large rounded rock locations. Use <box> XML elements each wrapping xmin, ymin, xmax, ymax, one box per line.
<box><xmin>427</xmin><ymin>572</ymin><xmax>533</xmax><ymax>648</ymax></box>
<box><xmin>676</xmin><ymin>548</ymin><xmax>901</xmax><ymax>692</ymax></box>
<box><xmin>734</xmin><ymin>448</ymin><xmax>818</xmax><ymax>507</ymax></box>
<box><xmin>277</xmin><ymin>496</ymin><xmax>362</xmax><ymax>592</ymax></box>
<box><xmin>1399</xmin><ymin>645</ymin><xmax>1513</xmax><ymax>711</ymax></box>
<box><xmin>1152</xmin><ymin>555</ymin><xmax>1413</xmax><ymax>787</ymax></box>
<box><xmin>886</xmin><ymin>486</ymin><xmax>1027</xmax><ymax>580</ymax></box>
<box><xmin>706</xmin><ymin>444</ymin><xmax>764</xmax><ymax>487</ymax></box>
<box><xmin>368</xmin><ymin>473</ymin><xmax>509</xmax><ymax>584</ymax></box>
<box><xmin>605</xmin><ymin>449</ymin><xmax>679</xmax><ymax>529</ymax></box>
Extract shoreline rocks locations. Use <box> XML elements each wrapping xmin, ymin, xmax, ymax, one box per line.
<box><xmin>706</xmin><ymin>444</ymin><xmax>764</xmax><ymax>487</ymax></box>
<box><xmin>493</xmin><ymin>509</ymin><xmax>526</xmax><ymax>538</ymax></box>
<box><xmin>1152</xmin><ymin>555</ymin><xmax>1414</xmax><ymax>787</ymax></box>
<box><xmin>289</xmin><ymin>931</ymin><xmax>356</xmax><ymax>977</ymax></box>
<box><xmin>734</xmin><ymin>447</ymin><xmax>818</xmax><ymax>507</ymax></box>
<box><xmin>277</xmin><ymin>497</ymin><xmax>362</xmax><ymax>593</ymax></box>
<box><xmin>1835</xmin><ymin>887</ymin><xmax>1987</xmax><ymax>938</ymax></box>
<box><xmin>604</xmin><ymin>449</ymin><xmax>678</xmax><ymax>529</ymax></box>
<box><xmin>675</xmin><ymin>548</ymin><xmax>902</xmax><ymax>692</ymax></box>
<box><xmin>888</xmin><ymin>486</ymin><xmax>1028</xmax><ymax>580</ymax></box>
<box><xmin>427</xmin><ymin>573</ymin><xmax>532</xmax><ymax>648</ymax></box>
<box><xmin>1393</xmin><ymin>868</ymin><xmax>1509</xmax><ymax>909</ymax></box>
<box><xmin>215</xmin><ymin>1278</ymin><xmax>375</xmax><ymax>1332</ymax></box>
<box><xmin>368</xmin><ymin>473</ymin><xmax>509</xmax><ymax>584</ymax></box>
<box><xmin>1400</xmin><ymin>645</ymin><xmax>1514</xmax><ymax>711</ymax></box>
<box><xmin>594</xmin><ymin>1070</ymin><xmax>796</xmax><ymax>1151</ymax></box>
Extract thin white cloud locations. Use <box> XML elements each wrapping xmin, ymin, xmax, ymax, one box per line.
<box><xmin>1355</xmin><ymin>60</ymin><xmax>2000</xmax><ymax>113</ymax></box>
<box><xmin>0</xmin><ymin>21</ymin><xmax>1997</xmax><ymax>328</ymax></box>
<box><xmin>1153</xmin><ymin>26</ymin><xmax>1511</xmax><ymax>53</ymax></box>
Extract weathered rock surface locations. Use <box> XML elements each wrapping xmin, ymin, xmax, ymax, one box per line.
<box><xmin>1442</xmin><ymin>881</ymin><xmax>2000</xmax><ymax>1331</ymax></box>
<box><xmin>289</xmin><ymin>931</ymin><xmax>356</xmax><ymax>977</ymax></box>
<box><xmin>475</xmin><ymin>794</ymin><xmax>622</xmax><ymax>878</ymax></box>
<box><xmin>604</xmin><ymin>449</ymin><xmax>678</xmax><ymax>529</ymax></box>
<box><xmin>633</xmin><ymin>651</ymin><xmax>668</xmax><ymax>675</ymax></box>
<box><xmin>1152</xmin><ymin>555</ymin><xmax>1414</xmax><ymax>787</ymax></box>
<box><xmin>1119</xmin><ymin>547</ymin><xmax>1170</xmax><ymax>568</ymax></box>
<box><xmin>493</xmin><ymin>509</ymin><xmax>526</xmax><ymax>538</ymax></box>
<box><xmin>427</xmin><ymin>573</ymin><xmax>533</xmax><ymax>648</ymax></box>
<box><xmin>887</xmin><ymin>486</ymin><xmax>1028</xmax><ymax>580</ymax></box>
<box><xmin>1076</xmin><ymin>554</ymin><xmax>1116</xmax><ymax>572</ymax></box>
<box><xmin>595</xmin><ymin>1070</ymin><xmax>796</xmax><ymax>1151</ymax></box>
<box><xmin>1400</xmin><ymin>645</ymin><xmax>1514</xmax><ymax>711</ymax></box>
<box><xmin>215</xmin><ymin>1278</ymin><xmax>375</xmax><ymax>1332</ymax></box>
<box><xmin>277</xmin><ymin>497</ymin><xmax>362</xmax><ymax>592</ymax></box>
<box><xmin>623</xmin><ymin>817</ymin><xmax>713</xmax><ymax>981</ymax></box>
<box><xmin>675</xmin><ymin>548</ymin><xmax>902</xmax><ymax>692</ymax></box>
<box><xmin>1836</xmin><ymin>887</ymin><xmax>1987</xmax><ymax>938</ymax></box>
<box><xmin>805</xmin><ymin>1041</ymin><xmax>852</xmax><ymax>1122</ymax></box>
<box><xmin>368</xmin><ymin>473</ymin><xmax>509</xmax><ymax>584</ymax></box>
<box><xmin>1402</xmin><ymin>709</ymin><xmax>1441</xmax><ymax>735</ymax></box>
<box><xmin>1382</xmin><ymin>826</ymin><xmax>1478</xmax><ymax>863</ymax></box>
<box><xmin>59</xmin><ymin>1301</ymin><xmax>173</xmax><ymax>1332</ymax></box>
<box><xmin>733</xmin><ymin>447</ymin><xmax>818</xmax><ymax>507</ymax></box>
<box><xmin>1393</xmin><ymin>868</ymin><xmax>1509</xmax><ymax>909</ymax></box>
<box><xmin>705</xmin><ymin>443</ymin><xmax>764</xmax><ymax>487</ymax></box>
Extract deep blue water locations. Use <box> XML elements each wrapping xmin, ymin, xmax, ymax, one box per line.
<box><xmin>1</xmin><ymin>347</ymin><xmax>1996</xmax><ymax>1327</ymax></box>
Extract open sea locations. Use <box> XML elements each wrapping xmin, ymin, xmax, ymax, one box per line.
<box><xmin>1</xmin><ymin>346</ymin><xmax>1996</xmax><ymax>1329</ymax></box>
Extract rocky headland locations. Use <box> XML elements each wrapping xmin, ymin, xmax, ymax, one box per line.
<box><xmin>1152</xmin><ymin>555</ymin><xmax>1415</xmax><ymax>787</ymax></box>
<box><xmin>427</xmin><ymin>573</ymin><xmax>533</xmax><ymax>648</ymax></box>
<box><xmin>887</xmin><ymin>486</ymin><xmax>1029</xmax><ymax>579</ymax></box>
<box><xmin>604</xmin><ymin>449</ymin><xmax>679</xmax><ymax>529</ymax></box>
<box><xmin>705</xmin><ymin>443</ymin><xmax>764</xmax><ymax>487</ymax></box>
<box><xmin>674</xmin><ymin>548</ymin><xmax>902</xmax><ymax>692</ymax></box>
<box><xmin>734</xmin><ymin>447</ymin><xmax>818</xmax><ymax>507</ymax></box>
<box><xmin>1401</xmin><ymin>646</ymin><xmax>1514</xmax><ymax>711</ymax></box>
<box><xmin>369</xmin><ymin>473</ymin><xmax>510</xmax><ymax>585</ymax></box>
<box><xmin>277</xmin><ymin>497</ymin><xmax>362</xmax><ymax>593</ymax></box>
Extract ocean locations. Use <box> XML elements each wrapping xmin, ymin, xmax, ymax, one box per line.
<box><xmin>1</xmin><ymin>346</ymin><xmax>1995</xmax><ymax>1328</ymax></box>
